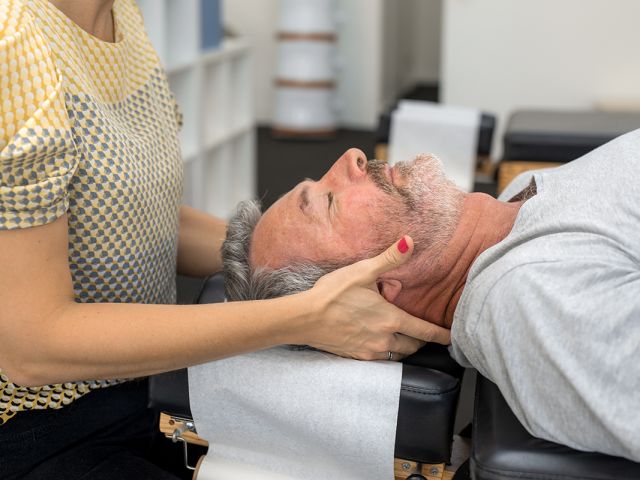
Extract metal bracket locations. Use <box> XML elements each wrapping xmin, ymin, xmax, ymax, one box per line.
<box><xmin>171</xmin><ymin>418</ymin><xmax>198</xmax><ymax>471</ymax></box>
<box><xmin>395</xmin><ymin>458</ymin><xmax>446</xmax><ymax>480</ymax></box>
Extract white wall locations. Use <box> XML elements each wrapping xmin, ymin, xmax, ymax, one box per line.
<box><xmin>340</xmin><ymin>0</ymin><xmax>442</xmax><ymax>126</ymax></box>
<box><xmin>384</xmin><ymin>0</ymin><xmax>441</xmax><ymax>107</ymax></box>
<box><xmin>441</xmin><ymin>0</ymin><xmax>640</xmax><ymax>157</ymax></box>
<box><xmin>399</xmin><ymin>0</ymin><xmax>442</xmax><ymax>86</ymax></box>
<box><xmin>223</xmin><ymin>0</ymin><xmax>279</xmax><ymax>124</ymax></box>
<box><xmin>335</xmin><ymin>0</ymin><xmax>385</xmax><ymax>128</ymax></box>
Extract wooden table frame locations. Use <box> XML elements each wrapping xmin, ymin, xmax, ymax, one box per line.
<box><xmin>160</xmin><ymin>413</ymin><xmax>456</xmax><ymax>480</ymax></box>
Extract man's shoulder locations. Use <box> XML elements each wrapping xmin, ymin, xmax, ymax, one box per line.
<box><xmin>462</xmin><ymin>256</ymin><xmax>559</xmax><ymax>310</ymax></box>
<box><xmin>462</xmin><ymin>248</ymin><xmax>639</xmax><ymax>331</ymax></box>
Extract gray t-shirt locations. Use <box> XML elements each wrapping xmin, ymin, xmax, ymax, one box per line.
<box><xmin>451</xmin><ymin>128</ymin><xmax>640</xmax><ymax>461</ymax></box>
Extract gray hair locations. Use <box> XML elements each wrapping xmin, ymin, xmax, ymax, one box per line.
<box><xmin>221</xmin><ymin>200</ymin><xmax>338</xmax><ymax>301</ymax></box>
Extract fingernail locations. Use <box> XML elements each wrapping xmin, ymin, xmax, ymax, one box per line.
<box><xmin>397</xmin><ymin>236</ymin><xmax>409</xmax><ymax>254</ymax></box>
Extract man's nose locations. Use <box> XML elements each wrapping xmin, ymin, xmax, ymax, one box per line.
<box><xmin>343</xmin><ymin>148</ymin><xmax>367</xmax><ymax>181</ymax></box>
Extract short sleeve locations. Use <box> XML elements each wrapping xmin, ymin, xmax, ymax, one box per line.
<box><xmin>0</xmin><ymin>5</ymin><xmax>78</xmax><ymax>230</ymax></box>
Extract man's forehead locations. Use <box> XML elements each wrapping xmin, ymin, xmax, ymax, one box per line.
<box><xmin>251</xmin><ymin>190</ymin><xmax>307</xmax><ymax>268</ymax></box>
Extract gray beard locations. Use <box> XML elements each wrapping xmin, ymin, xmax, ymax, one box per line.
<box><xmin>365</xmin><ymin>157</ymin><xmax>461</xmax><ymax>256</ymax></box>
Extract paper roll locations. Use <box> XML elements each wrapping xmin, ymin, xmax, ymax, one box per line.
<box><xmin>188</xmin><ymin>346</ymin><xmax>401</xmax><ymax>480</ymax></box>
<box><xmin>194</xmin><ymin>453</ymin><xmax>298</xmax><ymax>480</ymax></box>
<box><xmin>389</xmin><ymin>100</ymin><xmax>480</xmax><ymax>192</ymax></box>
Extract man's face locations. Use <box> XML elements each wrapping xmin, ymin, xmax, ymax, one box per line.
<box><xmin>251</xmin><ymin>148</ymin><xmax>438</xmax><ymax>269</ymax></box>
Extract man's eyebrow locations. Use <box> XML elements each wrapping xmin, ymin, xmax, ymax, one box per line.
<box><xmin>299</xmin><ymin>186</ymin><xmax>310</xmax><ymax>213</ymax></box>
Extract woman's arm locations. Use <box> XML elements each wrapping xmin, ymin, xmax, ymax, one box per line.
<box><xmin>0</xmin><ymin>215</ymin><xmax>449</xmax><ymax>387</ymax></box>
<box><xmin>176</xmin><ymin>204</ymin><xmax>227</xmax><ymax>277</ymax></box>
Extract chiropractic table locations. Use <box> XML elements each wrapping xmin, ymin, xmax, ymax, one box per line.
<box><xmin>149</xmin><ymin>273</ymin><xmax>465</xmax><ymax>480</ymax></box>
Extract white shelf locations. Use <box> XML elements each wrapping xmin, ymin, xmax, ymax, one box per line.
<box><xmin>203</xmin><ymin>130</ymin><xmax>256</xmax><ymax>219</ymax></box>
<box><xmin>138</xmin><ymin>2</ymin><xmax>256</xmax><ymax>219</ymax></box>
<box><xmin>204</xmin><ymin>122</ymin><xmax>253</xmax><ymax>151</ymax></box>
<box><xmin>165</xmin><ymin>0</ymin><xmax>199</xmax><ymax>71</ymax></box>
<box><xmin>166</xmin><ymin>57</ymin><xmax>199</xmax><ymax>77</ymax></box>
<box><xmin>229</xmin><ymin>54</ymin><xmax>251</xmax><ymax>129</ymax></box>
<box><xmin>136</xmin><ymin>0</ymin><xmax>166</xmax><ymax>61</ymax></box>
<box><xmin>167</xmin><ymin>69</ymin><xmax>199</xmax><ymax>160</ymax></box>
<box><xmin>182</xmin><ymin>159</ymin><xmax>197</xmax><ymax>206</ymax></box>
<box><xmin>229</xmin><ymin>130</ymin><xmax>256</xmax><ymax>208</ymax></box>
<box><xmin>202</xmin><ymin>38</ymin><xmax>251</xmax><ymax>65</ymax></box>
<box><xmin>202</xmin><ymin>60</ymin><xmax>232</xmax><ymax>143</ymax></box>
<box><xmin>182</xmin><ymin>152</ymin><xmax>199</xmax><ymax>164</ymax></box>
<box><xmin>203</xmin><ymin>143</ymin><xmax>233</xmax><ymax>218</ymax></box>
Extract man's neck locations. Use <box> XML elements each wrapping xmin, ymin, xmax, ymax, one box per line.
<box><xmin>397</xmin><ymin>193</ymin><xmax>524</xmax><ymax>328</ymax></box>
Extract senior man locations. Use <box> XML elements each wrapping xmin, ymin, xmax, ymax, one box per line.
<box><xmin>221</xmin><ymin>129</ymin><xmax>640</xmax><ymax>461</ymax></box>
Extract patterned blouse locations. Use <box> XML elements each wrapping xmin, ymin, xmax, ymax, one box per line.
<box><xmin>0</xmin><ymin>0</ymin><xmax>183</xmax><ymax>424</ymax></box>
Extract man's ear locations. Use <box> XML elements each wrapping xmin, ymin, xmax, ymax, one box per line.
<box><xmin>376</xmin><ymin>278</ymin><xmax>403</xmax><ymax>303</ymax></box>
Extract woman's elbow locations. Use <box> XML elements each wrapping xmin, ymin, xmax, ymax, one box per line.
<box><xmin>1</xmin><ymin>356</ymin><xmax>55</xmax><ymax>388</ymax></box>
<box><xmin>1</xmin><ymin>304</ymin><xmax>74</xmax><ymax>387</ymax></box>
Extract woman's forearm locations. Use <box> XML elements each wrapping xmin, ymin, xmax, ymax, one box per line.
<box><xmin>177</xmin><ymin>205</ymin><xmax>227</xmax><ymax>277</ymax></box>
<box><xmin>1</xmin><ymin>212</ymin><xmax>306</xmax><ymax>387</ymax></box>
<box><xmin>12</xmin><ymin>293</ymin><xmax>313</xmax><ymax>387</ymax></box>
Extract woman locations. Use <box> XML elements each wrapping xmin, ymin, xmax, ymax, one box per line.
<box><xmin>0</xmin><ymin>0</ymin><xmax>450</xmax><ymax>478</ymax></box>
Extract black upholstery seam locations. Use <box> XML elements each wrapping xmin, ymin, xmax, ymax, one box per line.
<box><xmin>193</xmin><ymin>277</ymin><xmax>210</xmax><ymax>304</ymax></box>
<box><xmin>400</xmin><ymin>385</ymin><xmax>458</xmax><ymax>396</ymax></box>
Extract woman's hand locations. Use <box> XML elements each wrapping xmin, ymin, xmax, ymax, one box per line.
<box><xmin>300</xmin><ymin>236</ymin><xmax>451</xmax><ymax>361</ymax></box>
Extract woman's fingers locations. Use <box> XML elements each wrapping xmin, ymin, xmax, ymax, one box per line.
<box><xmin>390</xmin><ymin>334</ymin><xmax>426</xmax><ymax>356</ymax></box>
<box><xmin>395</xmin><ymin>311</ymin><xmax>451</xmax><ymax>345</ymax></box>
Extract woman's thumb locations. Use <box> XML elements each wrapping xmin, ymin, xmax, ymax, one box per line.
<box><xmin>360</xmin><ymin>235</ymin><xmax>414</xmax><ymax>281</ymax></box>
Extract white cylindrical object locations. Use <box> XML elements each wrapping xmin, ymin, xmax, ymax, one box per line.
<box><xmin>278</xmin><ymin>0</ymin><xmax>336</xmax><ymax>34</ymax></box>
<box><xmin>276</xmin><ymin>41</ymin><xmax>337</xmax><ymax>82</ymax></box>
<box><xmin>194</xmin><ymin>454</ymin><xmax>297</xmax><ymax>480</ymax></box>
<box><xmin>274</xmin><ymin>87</ymin><xmax>337</xmax><ymax>131</ymax></box>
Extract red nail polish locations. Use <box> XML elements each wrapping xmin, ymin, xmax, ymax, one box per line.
<box><xmin>397</xmin><ymin>237</ymin><xmax>409</xmax><ymax>254</ymax></box>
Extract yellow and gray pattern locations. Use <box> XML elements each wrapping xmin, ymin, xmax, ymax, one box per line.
<box><xmin>0</xmin><ymin>0</ymin><xmax>183</xmax><ymax>424</ymax></box>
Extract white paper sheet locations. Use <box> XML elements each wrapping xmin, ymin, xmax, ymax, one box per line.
<box><xmin>195</xmin><ymin>454</ymin><xmax>297</xmax><ymax>480</ymax></box>
<box><xmin>188</xmin><ymin>346</ymin><xmax>402</xmax><ymax>480</ymax></box>
<box><xmin>388</xmin><ymin>100</ymin><xmax>480</xmax><ymax>192</ymax></box>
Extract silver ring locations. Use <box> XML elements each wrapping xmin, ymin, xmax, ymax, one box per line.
<box><xmin>388</xmin><ymin>351</ymin><xmax>393</xmax><ymax>361</ymax></box>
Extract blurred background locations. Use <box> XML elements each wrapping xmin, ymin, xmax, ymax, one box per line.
<box><xmin>137</xmin><ymin>0</ymin><xmax>640</xmax><ymax>215</ymax></box>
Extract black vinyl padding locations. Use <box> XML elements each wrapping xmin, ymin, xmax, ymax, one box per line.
<box><xmin>193</xmin><ymin>272</ymin><xmax>226</xmax><ymax>305</ymax></box>
<box><xmin>404</xmin><ymin>343</ymin><xmax>464</xmax><ymax>380</ymax></box>
<box><xmin>471</xmin><ymin>376</ymin><xmax>640</xmax><ymax>480</ymax></box>
<box><xmin>395</xmin><ymin>365</ymin><xmax>460</xmax><ymax>463</ymax></box>
<box><xmin>149</xmin><ymin>273</ymin><xmax>462</xmax><ymax>464</ymax></box>
<box><xmin>148</xmin><ymin>367</ymin><xmax>190</xmax><ymax>418</ymax></box>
